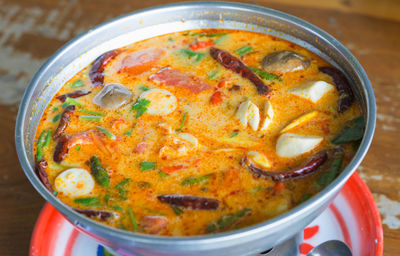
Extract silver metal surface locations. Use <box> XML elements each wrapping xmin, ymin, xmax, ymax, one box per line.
<box><xmin>15</xmin><ymin>2</ymin><xmax>376</xmax><ymax>256</ymax></box>
<box><xmin>306</xmin><ymin>240</ymin><xmax>353</xmax><ymax>256</ymax></box>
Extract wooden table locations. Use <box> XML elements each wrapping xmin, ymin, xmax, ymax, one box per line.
<box><xmin>1</xmin><ymin>0</ymin><xmax>399</xmax><ymax>255</ymax></box>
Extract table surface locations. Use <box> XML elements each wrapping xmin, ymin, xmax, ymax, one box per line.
<box><xmin>1</xmin><ymin>0</ymin><xmax>399</xmax><ymax>255</ymax></box>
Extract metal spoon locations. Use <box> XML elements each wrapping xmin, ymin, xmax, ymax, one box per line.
<box><xmin>307</xmin><ymin>240</ymin><xmax>353</xmax><ymax>256</ymax></box>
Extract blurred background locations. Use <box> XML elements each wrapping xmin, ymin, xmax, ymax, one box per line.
<box><xmin>0</xmin><ymin>0</ymin><xmax>399</xmax><ymax>255</ymax></box>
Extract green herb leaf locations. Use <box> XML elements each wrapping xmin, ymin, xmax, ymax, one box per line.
<box><xmin>52</xmin><ymin>106</ymin><xmax>59</xmax><ymax>112</ymax></box>
<box><xmin>96</xmin><ymin>126</ymin><xmax>116</xmax><ymax>140</ymax></box>
<box><xmin>332</xmin><ymin>116</ymin><xmax>364</xmax><ymax>144</ymax></box>
<box><xmin>158</xmin><ymin>171</ymin><xmax>169</xmax><ymax>179</ymax></box>
<box><xmin>248</xmin><ymin>66</ymin><xmax>282</xmax><ymax>81</ymax></box>
<box><xmin>175</xmin><ymin>112</ymin><xmax>187</xmax><ymax>132</ymax></box>
<box><xmin>229</xmin><ymin>131</ymin><xmax>239</xmax><ymax>138</ymax></box>
<box><xmin>109</xmin><ymin>205</ymin><xmax>123</xmax><ymax>211</ymax></box>
<box><xmin>139</xmin><ymin>86</ymin><xmax>150</xmax><ymax>91</ymax></box>
<box><xmin>80</xmin><ymin>115</ymin><xmax>102</xmax><ymax>121</ymax></box>
<box><xmin>90</xmin><ymin>156</ymin><xmax>110</xmax><ymax>187</ymax></box>
<box><xmin>70</xmin><ymin>80</ymin><xmax>84</xmax><ymax>88</ymax></box>
<box><xmin>132</xmin><ymin>98</ymin><xmax>151</xmax><ymax>118</ymax></box>
<box><xmin>115</xmin><ymin>178</ymin><xmax>131</xmax><ymax>189</ymax></box>
<box><xmin>65</xmin><ymin>97</ymin><xmax>82</xmax><ymax>107</ymax></box>
<box><xmin>53</xmin><ymin>191</ymin><xmax>58</xmax><ymax>196</ymax></box>
<box><xmin>181</xmin><ymin>173</ymin><xmax>213</xmax><ymax>186</ymax></box>
<box><xmin>78</xmin><ymin>109</ymin><xmax>105</xmax><ymax>116</ymax></box>
<box><xmin>235</xmin><ymin>45</ymin><xmax>253</xmax><ymax>56</ymax></box>
<box><xmin>61</xmin><ymin>102</ymin><xmax>71</xmax><ymax>108</ymax></box>
<box><xmin>44</xmin><ymin>130</ymin><xmax>52</xmax><ymax>148</ymax></box>
<box><xmin>181</xmin><ymin>49</ymin><xmax>204</xmax><ymax>62</ymax></box>
<box><xmin>316</xmin><ymin>153</ymin><xmax>344</xmax><ymax>189</ymax></box>
<box><xmin>127</xmin><ymin>207</ymin><xmax>138</xmax><ymax>231</ymax></box>
<box><xmin>52</xmin><ymin>114</ymin><xmax>61</xmax><ymax>122</ymax></box>
<box><xmin>74</xmin><ymin>197</ymin><xmax>100</xmax><ymax>206</ymax></box>
<box><xmin>171</xmin><ymin>206</ymin><xmax>184</xmax><ymax>216</ymax></box>
<box><xmin>124</xmin><ymin>129</ymin><xmax>132</xmax><ymax>136</ymax></box>
<box><xmin>206</xmin><ymin>208</ymin><xmax>251</xmax><ymax>233</ymax></box>
<box><xmin>140</xmin><ymin>161</ymin><xmax>156</xmax><ymax>171</ymax></box>
<box><xmin>75</xmin><ymin>145</ymin><xmax>81</xmax><ymax>151</ymax></box>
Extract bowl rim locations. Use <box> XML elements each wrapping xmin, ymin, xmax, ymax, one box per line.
<box><xmin>15</xmin><ymin>0</ymin><xmax>376</xmax><ymax>245</ymax></box>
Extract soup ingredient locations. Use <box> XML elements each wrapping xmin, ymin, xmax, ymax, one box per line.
<box><xmin>96</xmin><ymin>126</ymin><xmax>116</xmax><ymax>140</ymax></box>
<box><xmin>90</xmin><ymin>156</ymin><xmax>110</xmax><ymax>187</ymax></box>
<box><xmin>150</xmin><ymin>67</ymin><xmax>212</xmax><ymax>93</ymax></box>
<box><xmin>190</xmin><ymin>41</ymin><xmax>214</xmax><ymax>51</ymax></box>
<box><xmin>54</xmin><ymin>168</ymin><xmax>95</xmax><ymax>197</ymax></box>
<box><xmin>140</xmin><ymin>161</ymin><xmax>156</xmax><ymax>171</ymax></box>
<box><xmin>244</xmin><ymin>151</ymin><xmax>272</xmax><ymax>169</ymax></box>
<box><xmin>289</xmin><ymin>81</ymin><xmax>335</xmax><ymax>103</ymax></box>
<box><xmin>132</xmin><ymin>98</ymin><xmax>151</xmax><ymax>118</ymax></box>
<box><xmin>127</xmin><ymin>207</ymin><xmax>138</xmax><ymax>231</ymax></box>
<box><xmin>78</xmin><ymin>109</ymin><xmax>106</xmax><ymax>116</ymax></box>
<box><xmin>332</xmin><ymin>116</ymin><xmax>364</xmax><ymax>144</ymax></box>
<box><xmin>138</xmin><ymin>89</ymin><xmax>177</xmax><ymax>115</ymax></box>
<box><xmin>90</xmin><ymin>50</ymin><xmax>120</xmax><ymax>87</ymax></box>
<box><xmin>159</xmin><ymin>133</ymin><xmax>199</xmax><ymax>159</ymax></box>
<box><xmin>181</xmin><ymin>49</ymin><xmax>205</xmax><ymax>62</ymax></box>
<box><xmin>53</xmin><ymin>105</ymin><xmax>75</xmax><ymax>139</ymax></box>
<box><xmin>316</xmin><ymin>149</ymin><xmax>343</xmax><ymax>188</ymax></box>
<box><xmin>36</xmin><ymin>160</ymin><xmax>54</xmax><ymax>192</ymax></box>
<box><xmin>120</xmin><ymin>48</ymin><xmax>164</xmax><ymax>76</ymax></box>
<box><xmin>176</xmin><ymin>133</ymin><xmax>199</xmax><ymax>147</ymax></box>
<box><xmin>210</xmin><ymin>47</ymin><xmax>270</xmax><ymax>96</ymax></box>
<box><xmin>175</xmin><ymin>112</ymin><xmax>187</xmax><ymax>132</ymax></box>
<box><xmin>69</xmin><ymin>80</ymin><xmax>84</xmax><ymax>88</ymax></box>
<box><xmin>259</xmin><ymin>101</ymin><xmax>274</xmax><ymax>131</ymax></box>
<box><xmin>140</xmin><ymin>216</ymin><xmax>168</xmax><ymax>234</ymax></box>
<box><xmin>56</xmin><ymin>90</ymin><xmax>91</xmax><ymax>102</ymax></box>
<box><xmin>235</xmin><ymin>45</ymin><xmax>253</xmax><ymax>56</ymax></box>
<box><xmin>281</xmin><ymin>111</ymin><xmax>319</xmax><ymax>133</ymax></box>
<box><xmin>276</xmin><ymin>133</ymin><xmax>323</xmax><ymax>158</ymax></box>
<box><xmin>319</xmin><ymin>67</ymin><xmax>354</xmax><ymax>113</ymax></box>
<box><xmin>181</xmin><ymin>173</ymin><xmax>213</xmax><ymax>186</ymax></box>
<box><xmin>53</xmin><ymin>131</ymin><xmax>97</xmax><ymax>163</ymax></box>
<box><xmin>206</xmin><ymin>208</ymin><xmax>251</xmax><ymax>233</ymax></box>
<box><xmin>157</xmin><ymin>195</ymin><xmax>220</xmax><ymax>210</ymax></box>
<box><xmin>210</xmin><ymin>90</ymin><xmax>224</xmax><ymax>105</ymax></box>
<box><xmin>236</xmin><ymin>100</ymin><xmax>260</xmax><ymax>131</ymax></box>
<box><xmin>80</xmin><ymin>116</ymin><xmax>102</xmax><ymax>121</ymax></box>
<box><xmin>92</xmin><ymin>83</ymin><xmax>132</xmax><ymax>110</ymax></box>
<box><xmin>248</xmin><ymin>67</ymin><xmax>281</xmax><ymax>81</ymax></box>
<box><xmin>36</xmin><ymin>130</ymin><xmax>51</xmax><ymax>162</ymax></box>
<box><xmin>262</xmin><ymin>50</ymin><xmax>310</xmax><ymax>73</ymax></box>
<box><xmin>74</xmin><ymin>197</ymin><xmax>100</xmax><ymax>206</ymax></box>
<box><xmin>243</xmin><ymin>150</ymin><xmax>328</xmax><ymax>181</ymax></box>
<box><xmin>74</xmin><ymin>208</ymin><xmax>114</xmax><ymax>220</ymax></box>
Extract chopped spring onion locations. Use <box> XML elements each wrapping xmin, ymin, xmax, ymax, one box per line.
<box><xmin>70</xmin><ymin>80</ymin><xmax>84</xmax><ymax>88</ymax></box>
<box><xmin>181</xmin><ymin>49</ymin><xmax>204</xmax><ymax>62</ymax></box>
<box><xmin>90</xmin><ymin>156</ymin><xmax>110</xmax><ymax>187</ymax></box>
<box><xmin>140</xmin><ymin>161</ymin><xmax>156</xmax><ymax>171</ymax></box>
<box><xmin>209</xmin><ymin>70</ymin><xmax>219</xmax><ymax>80</ymax></box>
<box><xmin>181</xmin><ymin>173</ymin><xmax>213</xmax><ymax>186</ymax></box>
<box><xmin>229</xmin><ymin>131</ymin><xmax>239</xmax><ymax>138</ymax></box>
<box><xmin>115</xmin><ymin>178</ymin><xmax>131</xmax><ymax>189</ymax></box>
<box><xmin>235</xmin><ymin>45</ymin><xmax>253</xmax><ymax>56</ymax></box>
<box><xmin>65</xmin><ymin>97</ymin><xmax>82</xmax><ymax>107</ymax></box>
<box><xmin>175</xmin><ymin>112</ymin><xmax>187</xmax><ymax>132</ymax></box>
<box><xmin>75</xmin><ymin>145</ymin><xmax>81</xmax><ymax>151</ymax></box>
<box><xmin>139</xmin><ymin>85</ymin><xmax>150</xmax><ymax>91</ymax></box>
<box><xmin>213</xmin><ymin>34</ymin><xmax>229</xmax><ymax>44</ymax></box>
<box><xmin>171</xmin><ymin>206</ymin><xmax>183</xmax><ymax>216</ymax></box>
<box><xmin>80</xmin><ymin>116</ymin><xmax>102</xmax><ymax>121</ymax></box>
<box><xmin>96</xmin><ymin>126</ymin><xmax>116</xmax><ymax>140</ymax></box>
<box><xmin>158</xmin><ymin>171</ymin><xmax>169</xmax><ymax>179</ymax></box>
<box><xmin>127</xmin><ymin>208</ymin><xmax>138</xmax><ymax>231</ymax></box>
<box><xmin>78</xmin><ymin>109</ymin><xmax>105</xmax><ymax>116</ymax></box>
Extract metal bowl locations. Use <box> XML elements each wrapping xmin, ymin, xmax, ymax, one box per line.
<box><xmin>15</xmin><ymin>2</ymin><xmax>376</xmax><ymax>255</ymax></box>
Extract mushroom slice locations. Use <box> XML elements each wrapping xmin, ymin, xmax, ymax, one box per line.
<box><xmin>93</xmin><ymin>83</ymin><xmax>132</xmax><ymax>110</ymax></box>
<box><xmin>236</xmin><ymin>100</ymin><xmax>260</xmax><ymax>131</ymax></box>
<box><xmin>55</xmin><ymin>168</ymin><xmax>95</xmax><ymax>197</ymax></box>
<box><xmin>138</xmin><ymin>89</ymin><xmax>177</xmax><ymax>115</ymax></box>
<box><xmin>260</xmin><ymin>101</ymin><xmax>274</xmax><ymax>131</ymax></box>
<box><xmin>276</xmin><ymin>133</ymin><xmax>323</xmax><ymax>158</ymax></box>
<box><xmin>281</xmin><ymin>111</ymin><xmax>319</xmax><ymax>133</ymax></box>
<box><xmin>262</xmin><ymin>51</ymin><xmax>310</xmax><ymax>73</ymax></box>
<box><xmin>289</xmin><ymin>81</ymin><xmax>334</xmax><ymax>103</ymax></box>
<box><xmin>245</xmin><ymin>151</ymin><xmax>272</xmax><ymax>169</ymax></box>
